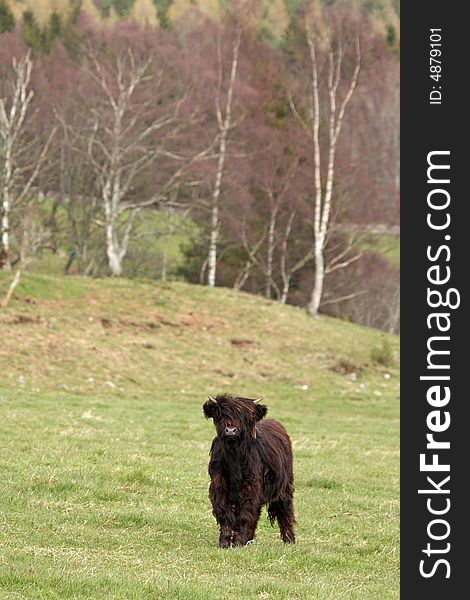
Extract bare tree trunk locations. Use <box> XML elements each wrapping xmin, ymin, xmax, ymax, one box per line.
<box><xmin>1</xmin><ymin>52</ymin><xmax>56</xmax><ymax>272</ymax></box>
<box><xmin>1</xmin><ymin>88</ymin><xmax>15</xmax><ymax>272</ymax></box>
<box><xmin>279</xmin><ymin>211</ymin><xmax>294</xmax><ymax>304</ymax></box>
<box><xmin>234</xmin><ymin>226</ymin><xmax>267</xmax><ymax>292</ymax></box>
<box><xmin>308</xmin><ymin>241</ymin><xmax>324</xmax><ymax>316</ymax></box>
<box><xmin>233</xmin><ymin>258</ymin><xmax>253</xmax><ymax>291</ymax></box>
<box><xmin>161</xmin><ymin>207</ymin><xmax>174</xmax><ymax>282</ymax></box>
<box><xmin>265</xmin><ymin>205</ymin><xmax>278</xmax><ymax>298</ymax></box>
<box><xmin>106</xmin><ymin>221</ymin><xmax>123</xmax><ymax>276</ymax></box>
<box><xmin>104</xmin><ymin>207</ymin><xmax>137</xmax><ymax>276</ymax></box>
<box><xmin>200</xmin><ymin>257</ymin><xmax>209</xmax><ymax>284</ymax></box>
<box><xmin>1</xmin><ymin>133</ymin><xmax>13</xmax><ymax>271</ymax></box>
<box><xmin>0</xmin><ymin>55</ymin><xmax>33</xmax><ymax>271</ymax></box>
<box><xmin>207</xmin><ymin>197</ymin><xmax>219</xmax><ymax>287</ymax></box>
<box><xmin>161</xmin><ymin>238</ymin><xmax>169</xmax><ymax>282</ymax></box>
<box><xmin>207</xmin><ymin>28</ymin><xmax>241</xmax><ymax>287</ymax></box>
<box><xmin>1</xmin><ymin>175</ymin><xmax>11</xmax><ymax>272</ymax></box>
<box><xmin>1</xmin><ymin>269</ymin><xmax>20</xmax><ymax>309</ymax></box>
<box><xmin>290</xmin><ymin>17</ymin><xmax>360</xmax><ymax>317</ymax></box>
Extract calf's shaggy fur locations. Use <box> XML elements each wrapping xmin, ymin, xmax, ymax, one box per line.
<box><xmin>203</xmin><ymin>393</ymin><xmax>295</xmax><ymax>548</ymax></box>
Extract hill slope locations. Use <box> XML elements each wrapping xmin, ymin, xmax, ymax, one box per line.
<box><xmin>0</xmin><ymin>274</ymin><xmax>399</xmax><ymax>599</ymax></box>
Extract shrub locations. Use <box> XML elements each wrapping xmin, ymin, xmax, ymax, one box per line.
<box><xmin>370</xmin><ymin>338</ymin><xmax>394</xmax><ymax>367</ymax></box>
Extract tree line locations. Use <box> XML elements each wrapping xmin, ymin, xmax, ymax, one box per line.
<box><xmin>0</xmin><ymin>0</ymin><xmax>400</xmax><ymax>332</ymax></box>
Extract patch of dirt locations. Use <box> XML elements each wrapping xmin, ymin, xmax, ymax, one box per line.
<box><xmin>214</xmin><ymin>368</ymin><xmax>235</xmax><ymax>378</ymax></box>
<box><xmin>153</xmin><ymin>314</ymin><xmax>179</xmax><ymax>328</ymax></box>
<box><xmin>177</xmin><ymin>312</ymin><xmax>227</xmax><ymax>331</ymax></box>
<box><xmin>10</xmin><ymin>314</ymin><xmax>43</xmax><ymax>325</ymax></box>
<box><xmin>230</xmin><ymin>339</ymin><xmax>259</xmax><ymax>348</ymax></box>
<box><xmin>99</xmin><ymin>316</ymin><xmax>173</xmax><ymax>330</ymax></box>
<box><xmin>329</xmin><ymin>357</ymin><xmax>364</xmax><ymax>376</ymax></box>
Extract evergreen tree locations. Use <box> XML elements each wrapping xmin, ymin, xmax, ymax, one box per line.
<box><xmin>40</xmin><ymin>10</ymin><xmax>63</xmax><ymax>53</ymax></box>
<box><xmin>102</xmin><ymin>0</ymin><xmax>134</xmax><ymax>17</ymax></box>
<box><xmin>49</xmin><ymin>11</ymin><xmax>63</xmax><ymax>39</ymax></box>
<box><xmin>153</xmin><ymin>0</ymin><xmax>173</xmax><ymax>29</ymax></box>
<box><xmin>22</xmin><ymin>10</ymin><xmax>44</xmax><ymax>51</ymax></box>
<box><xmin>0</xmin><ymin>0</ymin><xmax>15</xmax><ymax>33</ymax></box>
<box><xmin>258</xmin><ymin>0</ymin><xmax>289</xmax><ymax>42</ymax></box>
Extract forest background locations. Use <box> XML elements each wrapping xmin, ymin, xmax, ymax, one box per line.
<box><xmin>0</xmin><ymin>0</ymin><xmax>400</xmax><ymax>332</ymax></box>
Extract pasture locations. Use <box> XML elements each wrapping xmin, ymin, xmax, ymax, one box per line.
<box><xmin>0</xmin><ymin>274</ymin><xmax>399</xmax><ymax>599</ymax></box>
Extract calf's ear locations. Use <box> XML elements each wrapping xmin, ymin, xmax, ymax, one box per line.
<box><xmin>203</xmin><ymin>397</ymin><xmax>218</xmax><ymax>419</ymax></box>
<box><xmin>255</xmin><ymin>403</ymin><xmax>268</xmax><ymax>421</ymax></box>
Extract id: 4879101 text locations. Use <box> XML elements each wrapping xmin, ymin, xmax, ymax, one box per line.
<box><xmin>429</xmin><ymin>28</ymin><xmax>442</xmax><ymax>105</ymax></box>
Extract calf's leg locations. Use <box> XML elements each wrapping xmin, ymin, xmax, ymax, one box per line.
<box><xmin>268</xmin><ymin>485</ymin><xmax>296</xmax><ymax>544</ymax></box>
<box><xmin>209</xmin><ymin>472</ymin><xmax>236</xmax><ymax>548</ymax></box>
<box><xmin>232</xmin><ymin>504</ymin><xmax>262</xmax><ymax>546</ymax></box>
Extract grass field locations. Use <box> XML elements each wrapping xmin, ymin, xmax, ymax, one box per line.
<box><xmin>357</xmin><ymin>235</ymin><xmax>400</xmax><ymax>267</ymax></box>
<box><xmin>0</xmin><ymin>273</ymin><xmax>399</xmax><ymax>599</ymax></box>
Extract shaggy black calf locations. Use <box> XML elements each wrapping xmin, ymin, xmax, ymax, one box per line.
<box><xmin>203</xmin><ymin>393</ymin><xmax>295</xmax><ymax>548</ymax></box>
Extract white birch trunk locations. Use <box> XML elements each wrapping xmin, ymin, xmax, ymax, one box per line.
<box><xmin>0</xmin><ymin>144</ymin><xmax>12</xmax><ymax>271</ymax></box>
<box><xmin>207</xmin><ymin>129</ymin><xmax>227</xmax><ymax>286</ymax></box>
<box><xmin>207</xmin><ymin>197</ymin><xmax>219</xmax><ymax>287</ymax></box>
<box><xmin>207</xmin><ymin>28</ymin><xmax>241</xmax><ymax>287</ymax></box>
<box><xmin>105</xmin><ymin>219</ymin><xmax>123</xmax><ymax>276</ymax></box>
<box><xmin>1</xmin><ymin>52</ymin><xmax>54</xmax><ymax>271</ymax></box>
<box><xmin>300</xmin><ymin>18</ymin><xmax>360</xmax><ymax>317</ymax></box>
<box><xmin>0</xmin><ymin>54</ymin><xmax>34</xmax><ymax>271</ymax></box>
<box><xmin>280</xmin><ymin>281</ymin><xmax>289</xmax><ymax>305</ymax></box>
<box><xmin>265</xmin><ymin>205</ymin><xmax>277</xmax><ymax>298</ymax></box>
<box><xmin>307</xmin><ymin>240</ymin><xmax>325</xmax><ymax>316</ymax></box>
<box><xmin>1</xmin><ymin>269</ymin><xmax>20</xmax><ymax>308</ymax></box>
<box><xmin>279</xmin><ymin>211</ymin><xmax>295</xmax><ymax>304</ymax></box>
<box><xmin>161</xmin><ymin>244</ymin><xmax>168</xmax><ymax>282</ymax></box>
<box><xmin>103</xmin><ymin>185</ymin><xmax>137</xmax><ymax>276</ymax></box>
<box><xmin>233</xmin><ymin>259</ymin><xmax>253</xmax><ymax>291</ymax></box>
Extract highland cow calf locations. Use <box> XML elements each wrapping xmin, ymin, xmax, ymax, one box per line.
<box><xmin>203</xmin><ymin>394</ymin><xmax>295</xmax><ymax>548</ymax></box>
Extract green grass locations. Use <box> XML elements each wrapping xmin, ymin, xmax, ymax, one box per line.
<box><xmin>357</xmin><ymin>234</ymin><xmax>400</xmax><ymax>267</ymax></box>
<box><xmin>0</xmin><ymin>273</ymin><xmax>399</xmax><ymax>599</ymax></box>
<box><xmin>26</xmin><ymin>203</ymin><xmax>196</xmax><ymax>280</ymax></box>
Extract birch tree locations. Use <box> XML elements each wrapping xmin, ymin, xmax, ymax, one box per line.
<box><xmin>0</xmin><ymin>51</ymin><xmax>56</xmax><ymax>271</ymax></box>
<box><xmin>59</xmin><ymin>48</ymin><xmax>196</xmax><ymax>276</ymax></box>
<box><xmin>206</xmin><ymin>26</ymin><xmax>241</xmax><ymax>287</ymax></box>
<box><xmin>289</xmin><ymin>13</ymin><xmax>360</xmax><ymax>317</ymax></box>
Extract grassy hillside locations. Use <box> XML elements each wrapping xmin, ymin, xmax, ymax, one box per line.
<box><xmin>0</xmin><ymin>273</ymin><xmax>399</xmax><ymax>599</ymax></box>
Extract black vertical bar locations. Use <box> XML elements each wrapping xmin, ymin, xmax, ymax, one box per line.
<box><xmin>401</xmin><ymin>3</ymin><xmax>467</xmax><ymax>597</ymax></box>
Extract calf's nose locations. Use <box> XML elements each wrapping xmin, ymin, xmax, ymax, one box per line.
<box><xmin>224</xmin><ymin>426</ymin><xmax>237</xmax><ymax>436</ymax></box>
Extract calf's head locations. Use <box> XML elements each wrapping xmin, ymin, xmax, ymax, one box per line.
<box><xmin>203</xmin><ymin>394</ymin><xmax>268</xmax><ymax>442</ymax></box>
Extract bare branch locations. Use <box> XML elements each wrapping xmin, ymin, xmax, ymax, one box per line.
<box><xmin>325</xmin><ymin>251</ymin><xmax>362</xmax><ymax>274</ymax></box>
<box><xmin>320</xmin><ymin>289</ymin><xmax>368</xmax><ymax>307</ymax></box>
<box><xmin>1</xmin><ymin>269</ymin><xmax>21</xmax><ymax>308</ymax></box>
<box><xmin>17</xmin><ymin>126</ymin><xmax>57</xmax><ymax>204</ymax></box>
<box><xmin>287</xmin><ymin>91</ymin><xmax>311</xmax><ymax>138</ymax></box>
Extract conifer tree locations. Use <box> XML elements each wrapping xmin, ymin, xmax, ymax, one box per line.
<box><xmin>21</xmin><ymin>10</ymin><xmax>44</xmax><ymax>51</ymax></box>
<box><xmin>0</xmin><ymin>0</ymin><xmax>15</xmax><ymax>33</ymax></box>
<box><xmin>153</xmin><ymin>0</ymin><xmax>172</xmax><ymax>28</ymax></box>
